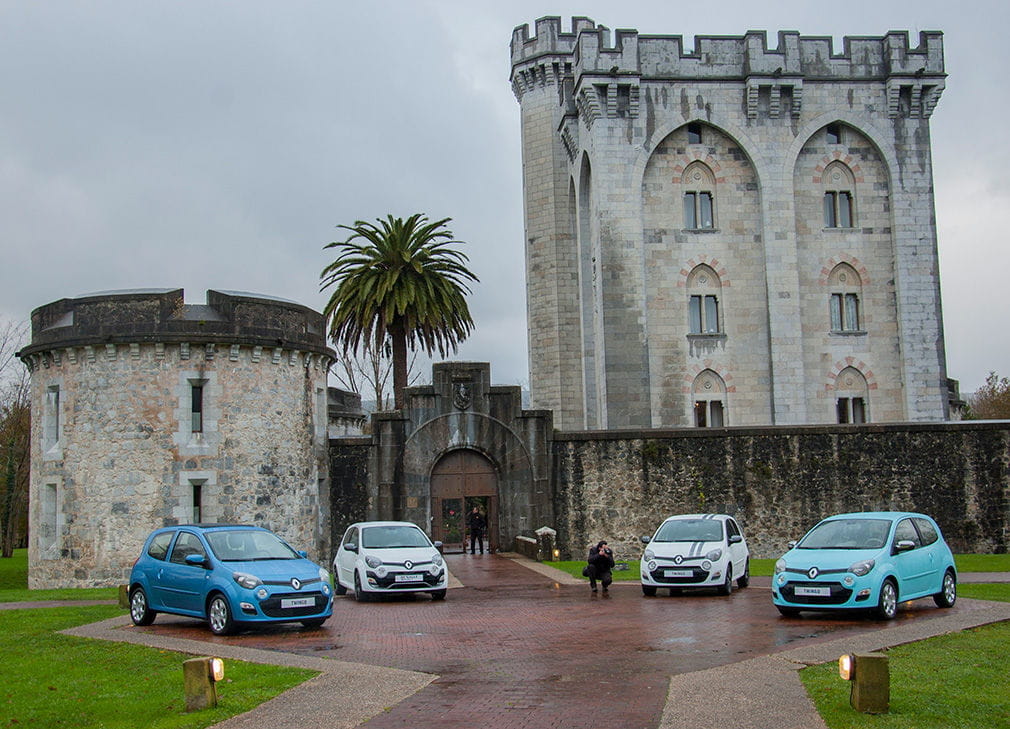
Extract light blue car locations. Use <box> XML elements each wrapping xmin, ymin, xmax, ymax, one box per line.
<box><xmin>772</xmin><ymin>511</ymin><xmax>957</xmax><ymax>620</ymax></box>
<box><xmin>129</xmin><ymin>524</ymin><xmax>332</xmax><ymax>635</ymax></box>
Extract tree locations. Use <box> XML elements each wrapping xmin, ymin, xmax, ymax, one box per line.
<box><xmin>330</xmin><ymin>339</ymin><xmax>424</xmax><ymax>413</ymax></box>
<box><xmin>320</xmin><ymin>214</ymin><xmax>479</xmax><ymax>410</ymax></box>
<box><xmin>966</xmin><ymin>371</ymin><xmax>1010</xmax><ymax>420</ymax></box>
<box><xmin>0</xmin><ymin>319</ymin><xmax>30</xmax><ymax>558</ymax></box>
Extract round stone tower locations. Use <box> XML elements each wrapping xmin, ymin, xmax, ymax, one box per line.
<box><xmin>18</xmin><ymin>289</ymin><xmax>335</xmax><ymax>588</ymax></box>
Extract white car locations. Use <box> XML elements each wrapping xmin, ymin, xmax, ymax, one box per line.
<box><xmin>640</xmin><ymin>514</ymin><xmax>750</xmax><ymax>596</ymax></box>
<box><xmin>333</xmin><ymin>521</ymin><xmax>447</xmax><ymax>601</ymax></box>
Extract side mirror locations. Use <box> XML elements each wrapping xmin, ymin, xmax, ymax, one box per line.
<box><xmin>298</xmin><ymin>550</ymin><xmax>308</xmax><ymax>558</ymax></box>
<box><xmin>728</xmin><ymin>534</ymin><xmax>743</xmax><ymax>544</ymax></box>
<box><xmin>345</xmin><ymin>543</ymin><xmax>358</xmax><ymax>553</ymax></box>
<box><xmin>895</xmin><ymin>540</ymin><xmax>916</xmax><ymax>552</ymax></box>
<box><xmin>787</xmin><ymin>540</ymin><xmax>797</xmax><ymax>549</ymax></box>
<box><xmin>185</xmin><ymin>553</ymin><xmax>207</xmax><ymax>568</ymax></box>
<box><xmin>640</xmin><ymin>536</ymin><xmax>651</xmax><ymax>545</ymax></box>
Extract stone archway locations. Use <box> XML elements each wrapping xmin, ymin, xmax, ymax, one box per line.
<box><xmin>430</xmin><ymin>449</ymin><xmax>499</xmax><ymax>554</ymax></box>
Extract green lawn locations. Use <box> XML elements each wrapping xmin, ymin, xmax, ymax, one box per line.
<box><xmin>0</xmin><ymin>550</ymin><xmax>317</xmax><ymax>727</ymax></box>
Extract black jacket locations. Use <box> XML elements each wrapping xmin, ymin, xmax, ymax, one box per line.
<box><xmin>588</xmin><ymin>546</ymin><xmax>615</xmax><ymax>572</ymax></box>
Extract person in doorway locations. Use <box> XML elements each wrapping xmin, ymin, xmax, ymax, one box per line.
<box><xmin>586</xmin><ymin>540</ymin><xmax>615</xmax><ymax>595</ymax></box>
<box><xmin>467</xmin><ymin>506</ymin><xmax>486</xmax><ymax>554</ymax></box>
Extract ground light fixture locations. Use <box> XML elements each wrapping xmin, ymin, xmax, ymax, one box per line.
<box><xmin>838</xmin><ymin>652</ymin><xmax>889</xmax><ymax>713</ymax></box>
<box><xmin>183</xmin><ymin>656</ymin><xmax>225</xmax><ymax>711</ymax></box>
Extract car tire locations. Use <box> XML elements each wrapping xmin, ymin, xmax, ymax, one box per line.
<box><xmin>301</xmin><ymin>618</ymin><xmax>327</xmax><ymax>629</ymax></box>
<box><xmin>129</xmin><ymin>586</ymin><xmax>156</xmax><ymax>626</ymax></box>
<box><xmin>207</xmin><ymin>593</ymin><xmax>235</xmax><ymax>635</ymax></box>
<box><xmin>777</xmin><ymin>605</ymin><xmax>801</xmax><ymax>618</ymax></box>
<box><xmin>430</xmin><ymin>589</ymin><xmax>447</xmax><ymax>600</ymax></box>
<box><xmin>334</xmin><ymin>579</ymin><xmax>347</xmax><ymax>596</ymax></box>
<box><xmin>737</xmin><ymin>560</ymin><xmax>750</xmax><ymax>589</ymax></box>
<box><xmin>718</xmin><ymin>565</ymin><xmax>733</xmax><ymax>596</ymax></box>
<box><xmin>353</xmin><ymin>572</ymin><xmax>369</xmax><ymax>602</ymax></box>
<box><xmin>933</xmin><ymin>569</ymin><xmax>957</xmax><ymax>608</ymax></box>
<box><xmin>874</xmin><ymin>578</ymin><xmax>898</xmax><ymax>620</ymax></box>
<box><xmin>642</xmin><ymin>585</ymin><xmax>657</xmax><ymax>597</ymax></box>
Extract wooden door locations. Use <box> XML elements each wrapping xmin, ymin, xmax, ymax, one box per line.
<box><xmin>430</xmin><ymin>450</ymin><xmax>499</xmax><ymax>553</ymax></box>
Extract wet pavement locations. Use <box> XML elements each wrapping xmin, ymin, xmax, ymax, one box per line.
<box><xmin>129</xmin><ymin>553</ymin><xmax>980</xmax><ymax>729</ymax></box>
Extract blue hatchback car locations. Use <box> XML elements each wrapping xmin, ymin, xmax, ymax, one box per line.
<box><xmin>129</xmin><ymin>524</ymin><xmax>332</xmax><ymax>635</ymax></box>
<box><xmin>772</xmin><ymin>511</ymin><xmax>957</xmax><ymax>620</ymax></box>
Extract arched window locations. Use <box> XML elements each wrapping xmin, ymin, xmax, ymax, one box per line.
<box><xmin>692</xmin><ymin>369</ymin><xmax>726</xmax><ymax>427</ymax></box>
<box><xmin>835</xmin><ymin>367</ymin><xmax>868</xmax><ymax>423</ymax></box>
<box><xmin>687</xmin><ymin>264</ymin><xmax>722</xmax><ymax>334</ymax></box>
<box><xmin>823</xmin><ymin>160</ymin><xmax>855</xmax><ymax>228</ymax></box>
<box><xmin>682</xmin><ymin>161</ymin><xmax>716</xmax><ymax>230</ymax></box>
<box><xmin>827</xmin><ymin>263</ymin><xmax>862</xmax><ymax>332</ymax></box>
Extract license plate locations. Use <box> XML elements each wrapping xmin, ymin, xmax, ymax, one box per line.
<box><xmin>281</xmin><ymin>597</ymin><xmax>314</xmax><ymax>609</ymax></box>
<box><xmin>395</xmin><ymin>574</ymin><xmax>424</xmax><ymax>583</ymax></box>
<box><xmin>795</xmin><ymin>586</ymin><xmax>831</xmax><ymax>597</ymax></box>
<box><xmin>664</xmin><ymin>569</ymin><xmax>693</xmax><ymax>578</ymax></box>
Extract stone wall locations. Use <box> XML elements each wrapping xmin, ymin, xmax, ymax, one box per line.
<box><xmin>327</xmin><ymin>437</ymin><xmax>370</xmax><ymax>547</ymax></box>
<box><xmin>553</xmin><ymin>421</ymin><xmax>1009</xmax><ymax>561</ymax></box>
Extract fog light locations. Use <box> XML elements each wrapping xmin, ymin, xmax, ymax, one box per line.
<box><xmin>701</xmin><ymin>560</ymin><xmax>711</xmax><ymax>571</ymax></box>
<box><xmin>843</xmin><ymin>576</ymin><xmax>855</xmax><ymax>587</ymax></box>
<box><xmin>183</xmin><ymin>656</ymin><xmax>224</xmax><ymax>712</ymax></box>
<box><xmin>255</xmin><ymin>588</ymin><xmax>268</xmax><ymax>600</ymax></box>
<box><xmin>838</xmin><ymin>653</ymin><xmax>889</xmax><ymax>714</ymax></box>
<box><xmin>648</xmin><ymin>561</ymin><xmax>657</xmax><ymax>571</ymax></box>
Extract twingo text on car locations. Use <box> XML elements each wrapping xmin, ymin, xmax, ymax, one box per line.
<box><xmin>772</xmin><ymin>511</ymin><xmax>957</xmax><ymax>620</ymax></box>
<box><xmin>128</xmin><ymin>524</ymin><xmax>333</xmax><ymax>635</ymax></box>
<box><xmin>333</xmin><ymin>521</ymin><xmax>447</xmax><ymax>601</ymax></box>
<box><xmin>640</xmin><ymin>514</ymin><xmax>750</xmax><ymax>596</ymax></box>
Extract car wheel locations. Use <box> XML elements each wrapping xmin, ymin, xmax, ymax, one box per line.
<box><xmin>874</xmin><ymin>579</ymin><xmax>898</xmax><ymax>620</ymax></box>
<box><xmin>737</xmin><ymin>559</ymin><xmax>750</xmax><ymax>589</ymax></box>
<box><xmin>129</xmin><ymin>586</ymin><xmax>156</xmax><ymax>626</ymax></box>
<box><xmin>353</xmin><ymin>572</ymin><xmax>369</xmax><ymax>602</ymax></box>
<box><xmin>933</xmin><ymin>569</ymin><xmax>957</xmax><ymax>608</ymax></box>
<box><xmin>334</xmin><ymin>579</ymin><xmax>347</xmax><ymax>596</ymax></box>
<box><xmin>301</xmin><ymin>618</ymin><xmax>327</xmax><ymax>629</ymax></box>
<box><xmin>718</xmin><ymin>565</ymin><xmax>733</xmax><ymax>596</ymax></box>
<box><xmin>777</xmin><ymin>605</ymin><xmax>801</xmax><ymax>618</ymax></box>
<box><xmin>207</xmin><ymin>594</ymin><xmax>235</xmax><ymax>635</ymax></box>
<box><xmin>430</xmin><ymin>589</ymin><xmax>447</xmax><ymax>601</ymax></box>
<box><xmin>642</xmin><ymin>585</ymin><xmax>657</xmax><ymax>597</ymax></box>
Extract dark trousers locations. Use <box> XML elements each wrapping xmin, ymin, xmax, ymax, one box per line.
<box><xmin>587</xmin><ymin>565</ymin><xmax>612</xmax><ymax>590</ymax></box>
<box><xmin>469</xmin><ymin>530</ymin><xmax>483</xmax><ymax>554</ymax></box>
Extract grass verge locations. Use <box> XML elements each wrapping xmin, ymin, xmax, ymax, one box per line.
<box><xmin>800</xmin><ymin>583</ymin><xmax>1010</xmax><ymax>728</ymax></box>
<box><xmin>1</xmin><ymin>604</ymin><xmax>317</xmax><ymax>728</ymax></box>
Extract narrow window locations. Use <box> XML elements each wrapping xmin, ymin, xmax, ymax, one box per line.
<box><xmin>709</xmin><ymin>400</ymin><xmax>725</xmax><ymax>427</ymax></box>
<box><xmin>687</xmin><ymin>122</ymin><xmax>702</xmax><ymax>144</ymax></box>
<box><xmin>41</xmin><ymin>483</ymin><xmax>58</xmax><ymax>557</ymax></box>
<box><xmin>836</xmin><ymin>397</ymin><xmax>867</xmax><ymax>424</ymax></box>
<box><xmin>704</xmin><ymin>295</ymin><xmax>719</xmax><ymax>333</ymax></box>
<box><xmin>44</xmin><ymin>386</ymin><xmax>61</xmax><ymax>450</ymax></box>
<box><xmin>826</xmin><ymin>123</ymin><xmax>841</xmax><ymax>144</ymax></box>
<box><xmin>830</xmin><ymin>293</ymin><xmax>860</xmax><ymax>331</ymax></box>
<box><xmin>838</xmin><ymin>192</ymin><xmax>852</xmax><ymax>227</ymax></box>
<box><xmin>694</xmin><ymin>401</ymin><xmax>707</xmax><ymax>427</ymax></box>
<box><xmin>824</xmin><ymin>192</ymin><xmax>838</xmax><ymax>227</ymax></box>
<box><xmin>699</xmin><ymin>192</ymin><xmax>714</xmax><ymax>228</ymax></box>
<box><xmin>689</xmin><ymin>295</ymin><xmax>720</xmax><ymax>334</ymax></box>
<box><xmin>192</xmin><ymin>482</ymin><xmax>203</xmax><ymax>523</ymax></box>
<box><xmin>689</xmin><ymin>295</ymin><xmax>703</xmax><ymax>332</ymax></box>
<box><xmin>684</xmin><ymin>192</ymin><xmax>714</xmax><ymax>230</ymax></box>
<box><xmin>694</xmin><ymin>400</ymin><xmax>725</xmax><ymax>427</ymax></box>
<box><xmin>684</xmin><ymin>192</ymin><xmax>697</xmax><ymax>229</ymax></box>
<box><xmin>191</xmin><ymin>384</ymin><xmax>204</xmax><ymax>433</ymax></box>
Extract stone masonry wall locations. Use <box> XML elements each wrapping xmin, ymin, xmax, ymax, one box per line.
<box><xmin>553</xmin><ymin>422</ymin><xmax>1009</xmax><ymax>561</ymax></box>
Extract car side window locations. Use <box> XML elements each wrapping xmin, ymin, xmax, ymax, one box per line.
<box><xmin>169</xmin><ymin>531</ymin><xmax>207</xmax><ymax>565</ymax></box>
<box><xmin>147</xmin><ymin>532</ymin><xmax>174</xmax><ymax>561</ymax></box>
<box><xmin>893</xmin><ymin>519</ymin><xmax>921</xmax><ymax>549</ymax></box>
<box><xmin>726</xmin><ymin>519</ymin><xmax>741</xmax><ymax>538</ymax></box>
<box><xmin>341</xmin><ymin>527</ymin><xmax>358</xmax><ymax>549</ymax></box>
<box><xmin>913</xmin><ymin>517</ymin><xmax>939</xmax><ymax>546</ymax></box>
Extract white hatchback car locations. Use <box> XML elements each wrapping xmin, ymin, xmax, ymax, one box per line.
<box><xmin>333</xmin><ymin>521</ymin><xmax>447</xmax><ymax>601</ymax></box>
<box><xmin>640</xmin><ymin>514</ymin><xmax>750</xmax><ymax>596</ymax></box>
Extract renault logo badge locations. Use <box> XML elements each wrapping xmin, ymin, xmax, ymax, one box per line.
<box><xmin>291</xmin><ymin>578</ymin><xmax>302</xmax><ymax>590</ymax></box>
<box><xmin>674</xmin><ymin>555</ymin><xmax>683</xmax><ymax>565</ymax></box>
<box><xmin>807</xmin><ymin>567</ymin><xmax>819</xmax><ymax>579</ymax></box>
<box><xmin>404</xmin><ymin>560</ymin><xmax>413</xmax><ymax>570</ymax></box>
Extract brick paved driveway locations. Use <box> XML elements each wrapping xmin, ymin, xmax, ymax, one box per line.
<box><xmin>142</xmin><ymin>554</ymin><xmax>958</xmax><ymax>729</ymax></box>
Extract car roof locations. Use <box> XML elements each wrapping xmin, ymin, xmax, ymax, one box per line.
<box><xmin>660</xmin><ymin>514</ymin><xmax>732</xmax><ymax>521</ymax></box>
<box><xmin>821</xmin><ymin>511</ymin><xmax>931</xmax><ymax>521</ymax></box>
<box><xmin>153</xmin><ymin>524</ymin><xmax>268</xmax><ymax>533</ymax></box>
<box><xmin>348</xmin><ymin>521</ymin><xmax>425</xmax><ymax>529</ymax></box>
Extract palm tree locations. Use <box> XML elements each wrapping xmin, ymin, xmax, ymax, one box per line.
<box><xmin>320</xmin><ymin>214</ymin><xmax>479</xmax><ymax>410</ymax></box>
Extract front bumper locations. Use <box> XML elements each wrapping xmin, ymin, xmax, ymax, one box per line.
<box><xmin>772</xmin><ymin>572</ymin><xmax>877</xmax><ymax>609</ymax></box>
<box><xmin>640</xmin><ymin>559</ymin><xmax>727</xmax><ymax>587</ymax></box>
<box><xmin>364</xmin><ymin>569</ymin><xmax>446</xmax><ymax>592</ymax></box>
<box><xmin>235</xmin><ymin>582</ymin><xmax>333</xmax><ymax>621</ymax></box>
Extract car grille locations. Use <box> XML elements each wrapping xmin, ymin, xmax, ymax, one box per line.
<box><xmin>370</xmin><ymin>571</ymin><xmax>444</xmax><ymax>589</ymax></box>
<box><xmin>780</xmin><ymin>581</ymin><xmax>852</xmax><ymax>605</ymax></box>
<box><xmin>648</xmin><ymin>567</ymin><xmax>709</xmax><ymax>584</ymax></box>
<box><xmin>259</xmin><ymin>591</ymin><xmax>328</xmax><ymax>617</ymax></box>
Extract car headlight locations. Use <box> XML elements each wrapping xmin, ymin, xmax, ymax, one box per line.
<box><xmin>233</xmin><ymin>572</ymin><xmax>262</xmax><ymax>589</ymax></box>
<box><xmin>429</xmin><ymin>562</ymin><xmax>441</xmax><ymax>575</ymax></box>
<box><xmin>375</xmin><ymin>565</ymin><xmax>388</xmax><ymax>578</ymax></box>
<box><xmin>365</xmin><ymin>555</ymin><xmax>382</xmax><ymax>569</ymax></box>
<box><xmin>643</xmin><ymin>549</ymin><xmax>655</xmax><ymax>562</ymax></box>
<box><xmin>706</xmin><ymin>548</ymin><xmax>723</xmax><ymax>562</ymax></box>
<box><xmin>432</xmin><ymin>552</ymin><xmax>444</xmax><ymax>567</ymax></box>
<box><xmin>318</xmin><ymin>567</ymin><xmax>330</xmax><ymax>583</ymax></box>
<box><xmin>848</xmin><ymin>559</ymin><xmax>875</xmax><ymax>577</ymax></box>
<box><xmin>774</xmin><ymin>559</ymin><xmax>787</xmax><ymax>574</ymax></box>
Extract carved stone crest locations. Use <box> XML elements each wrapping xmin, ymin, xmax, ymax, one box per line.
<box><xmin>453</xmin><ymin>382</ymin><xmax>472</xmax><ymax>410</ymax></box>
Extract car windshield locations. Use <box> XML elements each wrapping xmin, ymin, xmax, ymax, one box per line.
<box><xmin>205</xmin><ymin>530</ymin><xmax>300</xmax><ymax>561</ymax></box>
<box><xmin>797</xmin><ymin>519</ymin><xmax>891</xmax><ymax>550</ymax></box>
<box><xmin>654</xmin><ymin>519</ymin><xmax>724</xmax><ymax>543</ymax></box>
<box><xmin>361</xmin><ymin>525</ymin><xmax>431</xmax><ymax>549</ymax></box>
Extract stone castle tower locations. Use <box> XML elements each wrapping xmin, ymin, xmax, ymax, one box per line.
<box><xmin>18</xmin><ymin>289</ymin><xmax>334</xmax><ymax>587</ymax></box>
<box><xmin>510</xmin><ymin>18</ymin><xmax>949</xmax><ymax>430</ymax></box>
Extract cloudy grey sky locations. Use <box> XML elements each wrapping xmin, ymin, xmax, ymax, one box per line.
<box><xmin>1</xmin><ymin>1</ymin><xmax>1006</xmax><ymax>394</ymax></box>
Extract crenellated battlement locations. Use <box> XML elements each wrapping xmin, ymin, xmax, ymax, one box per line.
<box><xmin>511</xmin><ymin>18</ymin><xmax>945</xmax><ymax>82</ymax></box>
